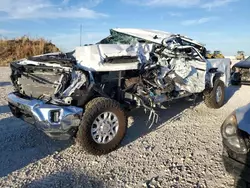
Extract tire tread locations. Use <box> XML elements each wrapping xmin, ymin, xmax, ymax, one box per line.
<box><xmin>204</xmin><ymin>79</ymin><xmax>225</xmax><ymax>109</ymax></box>
<box><xmin>76</xmin><ymin>97</ymin><xmax>127</xmax><ymax>155</ymax></box>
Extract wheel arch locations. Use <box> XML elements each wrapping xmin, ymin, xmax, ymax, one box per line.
<box><xmin>213</xmin><ymin>71</ymin><xmax>224</xmax><ymax>84</ymax></box>
<box><xmin>209</xmin><ymin>69</ymin><xmax>225</xmax><ymax>88</ymax></box>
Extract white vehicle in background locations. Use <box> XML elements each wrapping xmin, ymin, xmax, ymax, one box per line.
<box><xmin>7</xmin><ymin>28</ymin><xmax>231</xmax><ymax>155</ymax></box>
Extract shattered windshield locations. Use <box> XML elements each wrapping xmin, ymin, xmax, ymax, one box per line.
<box><xmin>97</xmin><ymin>29</ymin><xmax>207</xmax><ymax>57</ymax></box>
<box><xmin>98</xmin><ymin>29</ymin><xmax>150</xmax><ymax>44</ymax></box>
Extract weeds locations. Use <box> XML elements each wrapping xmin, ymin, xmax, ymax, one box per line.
<box><xmin>0</xmin><ymin>36</ymin><xmax>59</xmax><ymax>66</ymax></box>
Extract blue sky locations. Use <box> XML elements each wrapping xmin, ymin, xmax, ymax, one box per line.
<box><xmin>0</xmin><ymin>0</ymin><xmax>249</xmax><ymax>55</ymax></box>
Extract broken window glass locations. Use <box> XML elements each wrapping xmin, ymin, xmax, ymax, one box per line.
<box><xmin>98</xmin><ymin>29</ymin><xmax>149</xmax><ymax>44</ymax></box>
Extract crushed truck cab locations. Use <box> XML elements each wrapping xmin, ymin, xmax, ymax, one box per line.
<box><xmin>8</xmin><ymin>28</ymin><xmax>231</xmax><ymax>155</ymax></box>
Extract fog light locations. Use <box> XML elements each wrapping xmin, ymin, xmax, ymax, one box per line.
<box><xmin>51</xmin><ymin>111</ymin><xmax>60</xmax><ymax>123</ymax></box>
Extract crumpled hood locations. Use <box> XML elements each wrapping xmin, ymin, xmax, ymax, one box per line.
<box><xmin>236</xmin><ymin>103</ymin><xmax>250</xmax><ymax>134</ymax></box>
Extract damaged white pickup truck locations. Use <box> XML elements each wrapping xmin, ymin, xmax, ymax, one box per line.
<box><xmin>7</xmin><ymin>28</ymin><xmax>231</xmax><ymax>155</ymax></box>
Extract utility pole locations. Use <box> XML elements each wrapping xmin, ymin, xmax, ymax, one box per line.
<box><xmin>80</xmin><ymin>24</ymin><xmax>82</xmax><ymax>46</ymax></box>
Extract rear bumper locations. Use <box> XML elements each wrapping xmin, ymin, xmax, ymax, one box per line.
<box><xmin>222</xmin><ymin>148</ymin><xmax>250</xmax><ymax>183</ymax></box>
<box><xmin>8</xmin><ymin>92</ymin><xmax>83</xmax><ymax>140</ymax></box>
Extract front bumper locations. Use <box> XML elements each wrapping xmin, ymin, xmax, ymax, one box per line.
<box><xmin>8</xmin><ymin>92</ymin><xmax>83</xmax><ymax>140</ymax></box>
<box><xmin>222</xmin><ymin>148</ymin><xmax>250</xmax><ymax>183</ymax></box>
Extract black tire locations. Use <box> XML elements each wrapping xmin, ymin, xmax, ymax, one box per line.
<box><xmin>204</xmin><ymin>79</ymin><xmax>225</xmax><ymax>109</ymax></box>
<box><xmin>76</xmin><ymin>97</ymin><xmax>127</xmax><ymax>155</ymax></box>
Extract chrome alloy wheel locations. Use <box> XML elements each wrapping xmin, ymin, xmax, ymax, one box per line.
<box><xmin>91</xmin><ymin>112</ymin><xmax>119</xmax><ymax>144</ymax></box>
<box><xmin>216</xmin><ymin>86</ymin><xmax>223</xmax><ymax>103</ymax></box>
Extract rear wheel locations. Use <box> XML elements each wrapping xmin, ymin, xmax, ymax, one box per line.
<box><xmin>76</xmin><ymin>97</ymin><xmax>127</xmax><ymax>155</ymax></box>
<box><xmin>204</xmin><ymin>79</ymin><xmax>225</xmax><ymax>109</ymax></box>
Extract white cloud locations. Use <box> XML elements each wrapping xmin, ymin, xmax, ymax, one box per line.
<box><xmin>181</xmin><ymin>17</ymin><xmax>218</xmax><ymax>26</ymax></box>
<box><xmin>168</xmin><ymin>12</ymin><xmax>182</xmax><ymax>17</ymax></box>
<box><xmin>122</xmin><ymin>0</ymin><xmax>237</xmax><ymax>9</ymax></box>
<box><xmin>62</xmin><ymin>0</ymin><xmax>70</xmax><ymax>5</ymax></box>
<box><xmin>201</xmin><ymin>0</ymin><xmax>237</xmax><ymax>10</ymax></box>
<box><xmin>0</xmin><ymin>29</ymin><xmax>11</xmax><ymax>34</ymax></box>
<box><xmin>62</xmin><ymin>0</ymin><xmax>103</xmax><ymax>7</ymax></box>
<box><xmin>0</xmin><ymin>0</ymin><xmax>108</xmax><ymax>20</ymax></box>
<box><xmin>147</xmin><ymin>0</ymin><xmax>200</xmax><ymax>7</ymax></box>
<box><xmin>122</xmin><ymin>0</ymin><xmax>201</xmax><ymax>7</ymax></box>
<box><xmin>83</xmin><ymin>0</ymin><xmax>104</xmax><ymax>8</ymax></box>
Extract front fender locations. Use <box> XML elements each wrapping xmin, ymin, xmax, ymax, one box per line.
<box><xmin>208</xmin><ymin>71</ymin><xmax>224</xmax><ymax>88</ymax></box>
<box><xmin>208</xmin><ymin>58</ymin><xmax>231</xmax><ymax>87</ymax></box>
<box><xmin>213</xmin><ymin>71</ymin><xmax>224</xmax><ymax>82</ymax></box>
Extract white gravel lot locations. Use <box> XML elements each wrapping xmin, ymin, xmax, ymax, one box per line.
<box><xmin>0</xmin><ymin>67</ymin><xmax>249</xmax><ymax>188</ymax></box>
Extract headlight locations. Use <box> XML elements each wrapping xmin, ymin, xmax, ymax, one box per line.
<box><xmin>221</xmin><ymin>113</ymin><xmax>248</xmax><ymax>154</ymax></box>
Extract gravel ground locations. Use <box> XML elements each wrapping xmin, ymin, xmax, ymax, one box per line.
<box><xmin>0</xmin><ymin>67</ymin><xmax>249</xmax><ymax>188</ymax></box>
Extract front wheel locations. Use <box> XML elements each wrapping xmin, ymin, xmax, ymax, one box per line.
<box><xmin>76</xmin><ymin>97</ymin><xmax>127</xmax><ymax>155</ymax></box>
<box><xmin>204</xmin><ymin>79</ymin><xmax>225</xmax><ymax>109</ymax></box>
